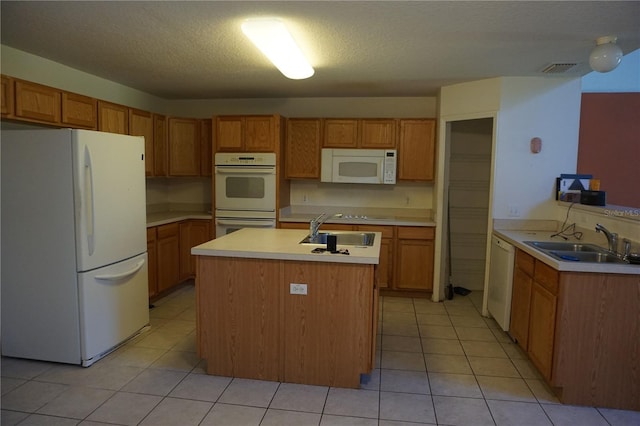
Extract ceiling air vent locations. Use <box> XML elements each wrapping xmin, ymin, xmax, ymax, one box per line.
<box><xmin>541</xmin><ymin>63</ymin><xmax>578</xmax><ymax>74</ymax></box>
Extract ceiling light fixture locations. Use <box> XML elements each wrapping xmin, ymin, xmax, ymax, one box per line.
<box><xmin>589</xmin><ymin>35</ymin><xmax>623</xmax><ymax>73</ymax></box>
<box><xmin>241</xmin><ymin>18</ymin><xmax>314</xmax><ymax>80</ymax></box>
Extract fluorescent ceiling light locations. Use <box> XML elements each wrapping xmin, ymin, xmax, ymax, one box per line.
<box><xmin>241</xmin><ymin>18</ymin><xmax>314</xmax><ymax>80</ymax></box>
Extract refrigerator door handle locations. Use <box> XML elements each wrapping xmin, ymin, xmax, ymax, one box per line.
<box><xmin>84</xmin><ymin>145</ymin><xmax>95</xmax><ymax>255</ymax></box>
<box><xmin>95</xmin><ymin>259</ymin><xmax>145</xmax><ymax>282</ymax></box>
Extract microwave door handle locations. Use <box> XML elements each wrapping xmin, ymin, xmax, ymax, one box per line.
<box><xmin>215</xmin><ymin>167</ymin><xmax>275</xmax><ymax>175</ymax></box>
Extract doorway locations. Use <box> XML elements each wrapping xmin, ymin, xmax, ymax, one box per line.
<box><xmin>445</xmin><ymin>118</ymin><xmax>494</xmax><ymax>296</ymax></box>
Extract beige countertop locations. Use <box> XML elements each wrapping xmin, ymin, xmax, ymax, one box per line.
<box><xmin>494</xmin><ymin>228</ymin><xmax>640</xmax><ymax>275</ymax></box>
<box><xmin>191</xmin><ymin>228</ymin><xmax>381</xmax><ymax>265</ymax></box>
<box><xmin>279</xmin><ymin>206</ymin><xmax>435</xmax><ymax>227</ymax></box>
<box><xmin>147</xmin><ymin>211</ymin><xmax>212</xmax><ymax>227</ymax></box>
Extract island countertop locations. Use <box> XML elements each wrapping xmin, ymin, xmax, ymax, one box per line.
<box><xmin>191</xmin><ymin>228</ymin><xmax>381</xmax><ymax>264</ymax></box>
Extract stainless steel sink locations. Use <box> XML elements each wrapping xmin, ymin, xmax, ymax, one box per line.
<box><xmin>299</xmin><ymin>232</ymin><xmax>375</xmax><ymax>246</ymax></box>
<box><xmin>547</xmin><ymin>250</ymin><xmax>628</xmax><ymax>264</ymax></box>
<box><xmin>524</xmin><ymin>241</ymin><xmax>629</xmax><ymax>264</ymax></box>
<box><xmin>524</xmin><ymin>241</ymin><xmax>603</xmax><ymax>252</ymax></box>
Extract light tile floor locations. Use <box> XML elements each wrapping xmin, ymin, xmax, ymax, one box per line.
<box><xmin>2</xmin><ymin>284</ymin><xmax>639</xmax><ymax>425</ymax></box>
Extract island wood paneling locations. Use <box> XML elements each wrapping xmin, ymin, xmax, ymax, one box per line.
<box><xmin>197</xmin><ymin>257</ymin><xmax>281</xmax><ymax>381</ymax></box>
<box><xmin>282</xmin><ymin>261</ymin><xmax>374</xmax><ymax>388</ymax></box>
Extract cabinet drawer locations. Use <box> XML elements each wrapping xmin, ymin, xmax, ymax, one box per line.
<box><xmin>534</xmin><ymin>261</ymin><xmax>559</xmax><ymax>294</ymax></box>
<box><xmin>516</xmin><ymin>249</ymin><xmax>534</xmax><ymax>276</ymax></box>
<box><xmin>157</xmin><ymin>222</ymin><xmax>179</xmax><ymax>239</ymax></box>
<box><xmin>397</xmin><ymin>226</ymin><xmax>434</xmax><ymax>240</ymax></box>
<box><xmin>357</xmin><ymin>225</ymin><xmax>394</xmax><ymax>239</ymax></box>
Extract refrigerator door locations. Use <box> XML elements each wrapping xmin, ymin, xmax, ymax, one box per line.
<box><xmin>73</xmin><ymin>130</ymin><xmax>147</xmax><ymax>272</ymax></box>
<box><xmin>78</xmin><ymin>252</ymin><xmax>150</xmax><ymax>366</ymax></box>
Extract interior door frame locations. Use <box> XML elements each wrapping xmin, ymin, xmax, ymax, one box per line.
<box><xmin>433</xmin><ymin>111</ymin><xmax>498</xmax><ymax>314</ymax></box>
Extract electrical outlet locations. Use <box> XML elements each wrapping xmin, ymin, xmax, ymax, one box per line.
<box><xmin>290</xmin><ymin>283</ymin><xmax>308</xmax><ymax>295</ymax></box>
<box><xmin>508</xmin><ymin>204</ymin><xmax>521</xmax><ymax>217</ymax></box>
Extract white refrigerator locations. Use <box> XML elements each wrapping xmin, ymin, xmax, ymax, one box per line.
<box><xmin>1</xmin><ymin>129</ymin><xmax>150</xmax><ymax>366</ymax></box>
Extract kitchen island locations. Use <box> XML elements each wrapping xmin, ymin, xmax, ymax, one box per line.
<box><xmin>191</xmin><ymin>228</ymin><xmax>381</xmax><ymax>388</ymax></box>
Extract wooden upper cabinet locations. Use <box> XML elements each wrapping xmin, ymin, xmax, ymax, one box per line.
<box><xmin>323</xmin><ymin>119</ymin><xmax>359</xmax><ymax>148</ymax></box>
<box><xmin>215</xmin><ymin>116</ymin><xmax>243</xmax><ymax>151</ymax></box>
<box><xmin>153</xmin><ymin>114</ymin><xmax>168</xmax><ymax>177</ymax></box>
<box><xmin>1</xmin><ymin>75</ymin><xmax>15</xmax><ymax>117</ymax></box>
<box><xmin>14</xmin><ymin>79</ymin><xmax>61</xmax><ymax>124</ymax></box>
<box><xmin>245</xmin><ymin>116</ymin><xmax>276</xmax><ymax>151</ymax></box>
<box><xmin>200</xmin><ymin>118</ymin><xmax>213</xmax><ymax>176</ymax></box>
<box><xmin>285</xmin><ymin>118</ymin><xmax>322</xmax><ymax>179</ymax></box>
<box><xmin>169</xmin><ymin>117</ymin><xmax>200</xmax><ymax>176</ymax></box>
<box><xmin>61</xmin><ymin>92</ymin><xmax>96</xmax><ymax>129</ymax></box>
<box><xmin>398</xmin><ymin>119</ymin><xmax>436</xmax><ymax>181</ymax></box>
<box><xmin>360</xmin><ymin>119</ymin><xmax>397</xmax><ymax>148</ymax></box>
<box><xmin>129</xmin><ymin>109</ymin><xmax>154</xmax><ymax>176</ymax></box>
<box><xmin>98</xmin><ymin>100</ymin><xmax>128</xmax><ymax>134</ymax></box>
<box><xmin>214</xmin><ymin>115</ymin><xmax>278</xmax><ymax>152</ymax></box>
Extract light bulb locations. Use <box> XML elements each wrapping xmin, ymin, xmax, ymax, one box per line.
<box><xmin>589</xmin><ymin>36</ymin><xmax>623</xmax><ymax>73</ymax></box>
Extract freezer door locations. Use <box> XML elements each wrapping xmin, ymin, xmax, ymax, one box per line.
<box><xmin>78</xmin><ymin>252</ymin><xmax>150</xmax><ymax>366</ymax></box>
<box><xmin>73</xmin><ymin>130</ymin><xmax>147</xmax><ymax>272</ymax></box>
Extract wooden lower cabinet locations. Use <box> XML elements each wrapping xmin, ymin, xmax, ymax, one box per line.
<box><xmin>148</xmin><ymin>219</ymin><xmax>212</xmax><ymax>299</ymax></box>
<box><xmin>508</xmin><ymin>248</ymin><xmax>640</xmax><ymax>411</ymax></box>
<box><xmin>395</xmin><ymin>226</ymin><xmax>434</xmax><ymax>291</ymax></box>
<box><xmin>179</xmin><ymin>219</ymin><xmax>211</xmax><ymax>280</ymax></box>
<box><xmin>146</xmin><ymin>227</ymin><xmax>158</xmax><ymax>299</ymax></box>
<box><xmin>156</xmin><ymin>223</ymin><xmax>180</xmax><ymax>294</ymax></box>
<box><xmin>196</xmin><ymin>256</ymin><xmax>376</xmax><ymax>387</ymax></box>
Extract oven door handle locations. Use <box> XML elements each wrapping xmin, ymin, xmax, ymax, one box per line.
<box><xmin>215</xmin><ymin>166</ymin><xmax>276</xmax><ymax>174</ymax></box>
<box><xmin>216</xmin><ymin>219</ymin><xmax>276</xmax><ymax>227</ymax></box>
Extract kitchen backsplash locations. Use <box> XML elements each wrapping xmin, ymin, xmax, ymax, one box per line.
<box><xmin>146</xmin><ymin>177</ymin><xmax>211</xmax><ymax>213</ymax></box>
<box><xmin>290</xmin><ymin>180</ymin><xmax>433</xmax><ymax>209</ymax></box>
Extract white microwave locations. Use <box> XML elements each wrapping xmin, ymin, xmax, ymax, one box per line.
<box><xmin>321</xmin><ymin>148</ymin><xmax>397</xmax><ymax>184</ymax></box>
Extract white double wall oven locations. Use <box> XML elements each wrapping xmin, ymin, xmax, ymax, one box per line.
<box><xmin>214</xmin><ymin>152</ymin><xmax>277</xmax><ymax>236</ymax></box>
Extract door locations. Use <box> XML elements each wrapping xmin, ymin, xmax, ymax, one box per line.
<box><xmin>73</xmin><ymin>130</ymin><xmax>147</xmax><ymax>272</ymax></box>
<box><xmin>78</xmin><ymin>252</ymin><xmax>149</xmax><ymax>366</ymax></box>
<box><xmin>214</xmin><ymin>166</ymin><xmax>277</xmax><ymax>211</ymax></box>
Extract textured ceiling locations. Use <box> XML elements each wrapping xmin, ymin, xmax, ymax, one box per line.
<box><xmin>1</xmin><ymin>1</ymin><xmax>639</xmax><ymax>99</ymax></box>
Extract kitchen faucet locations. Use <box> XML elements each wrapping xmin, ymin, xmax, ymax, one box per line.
<box><xmin>595</xmin><ymin>223</ymin><xmax>618</xmax><ymax>254</ymax></box>
<box><xmin>309</xmin><ymin>213</ymin><xmax>343</xmax><ymax>240</ymax></box>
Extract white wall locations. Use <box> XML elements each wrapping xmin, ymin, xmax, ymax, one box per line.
<box><xmin>493</xmin><ymin>77</ymin><xmax>582</xmax><ymax>220</ymax></box>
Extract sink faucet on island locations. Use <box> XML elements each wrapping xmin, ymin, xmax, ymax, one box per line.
<box><xmin>309</xmin><ymin>212</ymin><xmax>343</xmax><ymax>240</ymax></box>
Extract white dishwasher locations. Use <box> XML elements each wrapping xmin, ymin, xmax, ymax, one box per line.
<box><xmin>487</xmin><ymin>234</ymin><xmax>515</xmax><ymax>331</ymax></box>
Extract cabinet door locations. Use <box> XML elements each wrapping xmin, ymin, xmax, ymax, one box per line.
<box><xmin>509</xmin><ymin>266</ymin><xmax>532</xmax><ymax>350</ymax></box>
<box><xmin>285</xmin><ymin>118</ymin><xmax>322</xmax><ymax>179</ymax></box>
<box><xmin>396</xmin><ymin>239</ymin><xmax>434</xmax><ymax>291</ymax></box>
<box><xmin>1</xmin><ymin>75</ymin><xmax>14</xmax><ymax>117</ymax></box>
<box><xmin>179</xmin><ymin>222</ymin><xmax>192</xmax><ymax>281</ymax></box>
<box><xmin>398</xmin><ymin>119</ymin><xmax>436</xmax><ymax>181</ymax></box>
<box><xmin>357</xmin><ymin>225</ymin><xmax>395</xmax><ymax>289</ymax></box>
<box><xmin>14</xmin><ymin>80</ymin><xmax>61</xmax><ymax>124</ymax></box>
<box><xmin>98</xmin><ymin>101</ymin><xmax>128</xmax><ymax>134</ymax></box>
<box><xmin>244</xmin><ymin>116</ymin><xmax>276</xmax><ymax>152</ymax></box>
<box><xmin>156</xmin><ymin>223</ymin><xmax>180</xmax><ymax>293</ymax></box>
<box><xmin>169</xmin><ymin>117</ymin><xmax>200</xmax><ymax>176</ymax></box>
<box><xmin>129</xmin><ymin>109</ymin><xmax>154</xmax><ymax>177</ymax></box>
<box><xmin>200</xmin><ymin>119</ymin><xmax>213</xmax><ymax>176</ymax></box>
<box><xmin>146</xmin><ymin>227</ymin><xmax>158</xmax><ymax>299</ymax></box>
<box><xmin>153</xmin><ymin>114</ymin><xmax>168</xmax><ymax>176</ymax></box>
<box><xmin>61</xmin><ymin>92</ymin><xmax>97</xmax><ymax>129</ymax></box>
<box><xmin>528</xmin><ymin>281</ymin><xmax>557</xmax><ymax>381</ymax></box>
<box><xmin>323</xmin><ymin>119</ymin><xmax>358</xmax><ymax>148</ymax></box>
<box><xmin>360</xmin><ymin>119</ymin><xmax>397</xmax><ymax>148</ymax></box>
<box><xmin>215</xmin><ymin>116</ymin><xmax>243</xmax><ymax>151</ymax></box>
